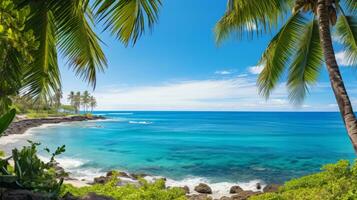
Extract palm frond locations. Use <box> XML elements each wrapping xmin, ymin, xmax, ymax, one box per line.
<box><xmin>94</xmin><ymin>0</ymin><xmax>162</xmax><ymax>46</ymax></box>
<box><xmin>51</xmin><ymin>0</ymin><xmax>107</xmax><ymax>88</ymax></box>
<box><xmin>287</xmin><ymin>20</ymin><xmax>323</xmax><ymax>104</ymax></box>
<box><xmin>335</xmin><ymin>11</ymin><xmax>357</xmax><ymax>66</ymax></box>
<box><xmin>215</xmin><ymin>0</ymin><xmax>293</xmax><ymax>43</ymax></box>
<box><xmin>344</xmin><ymin>0</ymin><xmax>357</xmax><ymax>13</ymax></box>
<box><xmin>22</xmin><ymin>4</ymin><xmax>61</xmax><ymax>101</ymax></box>
<box><xmin>257</xmin><ymin>12</ymin><xmax>308</xmax><ymax>98</ymax></box>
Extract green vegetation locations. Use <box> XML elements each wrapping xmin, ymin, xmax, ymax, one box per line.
<box><xmin>251</xmin><ymin>160</ymin><xmax>357</xmax><ymax>200</ymax></box>
<box><xmin>0</xmin><ymin>0</ymin><xmax>159</xmax><ymax>115</ymax></box>
<box><xmin>215</xmin><ymin>0</ymin><xmax>357</xmax><ymax>151</ymax></box>
<box><xmin>0</xmin><ymin>141</ymin><xmax>65</xmax><ymax>197</ymax></box>
<box><xmin>61</xmin><ymin>174</ymin><xmax>186</xmax><ymax>200</ymax></box>
<box><xmin>0</xmin><ymin>0</ymin><xmax>37</xmax><ymax>114</ymax></box>
<box><xmin>67</xmin><ymin>91</ymin><xmax>97</xmax><ymax>114</ymax></box>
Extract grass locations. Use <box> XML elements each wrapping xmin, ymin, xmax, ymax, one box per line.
<box><xmin>250</xmin><ymin>159</ymin><xmax>357</xmax><ymax>200</ymax></box>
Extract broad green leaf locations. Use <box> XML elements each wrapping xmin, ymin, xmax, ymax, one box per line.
<box><xmin>0</xmin><ymin>109</ymin><xmax>16</xmax><ymax>135</ymax></box>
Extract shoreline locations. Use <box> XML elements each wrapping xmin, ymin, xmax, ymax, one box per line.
<box><xmin>0</xmin><ymin>116</ymin><xmax>280</xmax><ymax>200</ymax></box>
<box><xmin>2</xmin><ymin>115</ymin><xmax>105</xmax><ymax>137</ymax></box>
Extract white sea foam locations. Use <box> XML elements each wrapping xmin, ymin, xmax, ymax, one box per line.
<box><xmin>129</xmin><ymin>121</ymin><xmax>152</xmax><ymax>125</ymax></box>
<box><xmin>165</xmin><ymin>176</ymin><xmax>265</xmax><ymax>199</ymax></box>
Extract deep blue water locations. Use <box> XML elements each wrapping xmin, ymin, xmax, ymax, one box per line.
<box><xmin>6</xmin><ymin>112</ymin><xmax>356</xmax><ymax>184</ymax></box>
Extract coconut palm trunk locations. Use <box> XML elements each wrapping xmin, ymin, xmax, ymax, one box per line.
<box><xmin>317</xmin><ymin>0</ymin><xmax>357</xmax><ymax>151</ymax></box>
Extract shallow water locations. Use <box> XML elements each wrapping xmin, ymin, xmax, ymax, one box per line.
<box><xmin>1</xmin><ymin>112</ymin><xmax>355</xmax><ymax>188</ymax></box>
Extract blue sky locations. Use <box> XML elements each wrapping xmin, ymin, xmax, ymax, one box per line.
<box><xmin>59</xmin><ymin>0</ymin><xmax>357</xmax><ymax>111</ymax></box>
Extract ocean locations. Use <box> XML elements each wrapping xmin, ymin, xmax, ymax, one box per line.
<box><xmin>1</xmin><ymin>111</ymin><xmax>355</xmax><ymax>195</ymax></box>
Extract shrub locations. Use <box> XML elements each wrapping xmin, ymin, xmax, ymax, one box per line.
<box><xmin>0</xmin><ymin>141</ymin><xmax>65</xmax><ymax>197</ymax></box>
<box><xmin>60</xmin><ymin>174</ymin><xmax>186</xmax><ymax>200</ymax></box>
<box><xmin>250</xmin><ymin>160</ymin><xmax>357</xmax><ymax>200</ymax></box>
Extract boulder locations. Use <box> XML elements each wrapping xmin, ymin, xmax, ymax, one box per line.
<box><xmin>80</xmin><ymin>193</ymin><xmax>114</xmax><ymax>200</ymax></box>
<box><xmin>1</xmin><ymin>189</ymin><xmax>51</xmax><ymax>200</ymax></box>
<box><xmin>194</xmin><ymin>183</ymin><xmax>212</xmax><ymax>194</ymax></box>
<box><xmin>263</xmin><ymin>184</ymin><xmax>280</xmax><ymax>193</ymax></box>
<box><xmin>187</xmin><ymin>194</ymin><xmax>213</xmax><ymax>200</ymax></box>
<box><xmin>229</xmin><ymin>185</ymin><xmax>244</xmax><ymax>194</ymax></box>
<box><xmin>256</xmin><ymin>183</ymin><xmax>262</xmax><ymax>190</ymax></box>
<box><xmin>93</xmin><ymin>176</ymin><xmax>109</xmax><ymax>184</ymax></box>
<box><xmin>220</xmin><ymin>196</ymin><xmax>231</xmax><ymax>200</ymax></box>
<box><xmin>131</xmin><ymin>173</ymin><xmax>148</xmax><ymax>179</ymax></box>
<box><xmin>231</xmin><ymin>191</ymin><xmax>262</xmax><ymax>200</ymax></box>
<box><xmin>180</xmin><ymin>185</ymin><xmax>190</xmax><ymax>194</ymax></box>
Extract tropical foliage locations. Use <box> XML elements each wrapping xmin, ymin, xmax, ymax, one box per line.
<box><xmin>68</xmin><ymin>90</ymin><xmax>97</xmax><ymax>113</ymax></box>
<box><xmin>0</xmin><ymin>0</ymin><xmax>162</xmax><ymax>114</ymax></box>
<box><xmin>0</xmin><ymin>141</ymin><xmax>65</xmax><ymax>197</ymax></box>
<box><xmin>61</xmin><ymin>174</ymin><xmax>186</xmax><ymax>200</ymax></box>
<box><xmin>251</xmin><ymin>160</ymin><xmax>357</xmax><ymax>200</ymax></box>
<box><xmin>0</xmin><ymin>0</ymin><xmax>38</xmax><ymax>115</ymax></box>
<box><xmin>215</xmin><ymin>0</ymin><xmax>357</xmax><ymax>151</ymax></box>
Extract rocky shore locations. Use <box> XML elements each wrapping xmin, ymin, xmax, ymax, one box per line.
<box><xmin>87</xmin><ymin>171</ymin><xmax>280</xmax><ymax>200</ymax></box>
<box><xmin>2</xmin><ymin>115</ymin><xmax>105</xmax><ymax>137</ymax></box>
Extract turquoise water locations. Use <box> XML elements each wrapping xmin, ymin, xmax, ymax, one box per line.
<box><xmin>5</xmin><ymin>112</ymin><xmax>356</xmax><ymax>185</ymax></box>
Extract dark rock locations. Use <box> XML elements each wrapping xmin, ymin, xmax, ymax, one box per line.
<box><xmin>131</xmin><ymin>173</ymin><xmax>148</xmax><ymax>179</ymax></box>
<box><xmin>1</xmin><ymin>189</ymin><xmax>51</xmax><ymax>200</ymax></box>
<box><xmin>180</xmin><ymin>185</ymin><xmax>190</xmax><ymax>194</ymax></box>
<box><xmin>263</xmin><ymin>184</ymin><xmax>280</xmax><ymax>193</ymax></box>
<box><xmin>231</xmin><ymin>191</ymin><xmax>262</xmax><ymax>200</ymax></box>
<box><xmin>229</xmin><ymin>185</ymin><xmax>244</xmax><ymax>194</ymax></box>
<box><xmin>187</xmin><ymin>194</ymin><xmax>213</xmax><ymax>200</ymax></box>
<box><xmin>194</xmin><ymin>183</ymin><xmax>212</xmax><ymax>194</ymax></box>
<box><xmin>80</xmin><ymin>193</ymin><xmax>114</xmax><ymax>200</ymax></box>
<box><xmin>62</xmin><ymin>192</ymin><xmax>79</xmax><ymax>200</ymax></box>
<box><xmin>116</xmin><ymin>171</ymin><xmax>131</xmax><ymax>178</ymax></box>
<box><xmin>2</xmin><ymin>115</ymin><xmax>105</xmax><ymax>137</ymax></box>
<box><xmin>93</xmin><ymin>176</ymin><xmax>109</xmax><ymax>184</ymax></box>
<box><xmin>256</xmin><ymin>183</ymin><xmax>262</xmax><ymax>190</ymax></box>
<box><xmin>220</xmin><ymin>197</ymin><xmax>231</xmax><ymax>200</ymax></box>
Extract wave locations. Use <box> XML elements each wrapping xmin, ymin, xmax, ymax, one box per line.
<box><xmin>37</xmin><ymin>155</ymin><xmax>265</xmax><ymax>198</ymax></box>
<box><xmin>164</xmin><ymin>176</ymin><xmax>265</xmax><ymax>199</ymax></box>
<box><xmin>129</xmin><ymin>121</ymin><xmax>152</xmax><ymax>125</ymax></box>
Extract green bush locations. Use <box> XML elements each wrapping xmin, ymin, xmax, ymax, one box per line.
<box><xmin>60</xmin><ymin>173</ymin><xmax>186</xmax><ymax>200</ymax></box>
<box><xmin>0</xmin><ymin>141</ymin><xmax>65</xmax><ymax>197</ymax></box>
<box><xmin>250</xmin><ymin>160</ymin><xmax>357</xmax><ymax>200</ymax></box>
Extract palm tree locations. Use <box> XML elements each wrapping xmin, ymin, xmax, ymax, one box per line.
<box><xmin>81</xmin><ymin>90</ymin><xmax>90</xmax><ymax>113</ymax></box>
<box><xmin>67</xmin><ymin>91</ymin><xmax>75</xmax><ymax>107</ymax></box>
<box><xmin>89</xmin><ymin>96</ymin><xmax>97</xmax><ymax>113</ymax></box>
<box><xmin>52</xmin><ymin>89</ymin><xmax>62</xmax><ymax>110</ymax></box>
<box><xmin>9</xmin><ymin>0</ymin><xmax>161</xmax><ymax>104</ymax></box>
<box><xmin>215</xmin><ymin>0</ymin><xmax>357</xmax><ymax>151</ymax></box>
<box><xmin>74</xmin><ymin>92</ymin><xmax>81</xmax><ymax>114</ymax></box>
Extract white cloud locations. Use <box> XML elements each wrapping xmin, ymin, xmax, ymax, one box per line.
<box><xmin>248</xmin><ymin>65</ymin><xmax>264</xmax><ymax>74</ymax></box>
<box><xmin>79</xmin><ymin>76</ymin><xmax>320</xmax><ymax>111</ymax></box>
<box><xmin>335</xmin><ymin>51</ymin><xmax>354</xmax><ymax>66</ymax></box>
<box><xmin>215</xmin><ymin>70</ymin><xmax>232</xmax><ymax>75</ymax></box>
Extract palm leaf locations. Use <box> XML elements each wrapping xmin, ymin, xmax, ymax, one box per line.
<box><xmin>215</xmin><ymin>0</ymin><xmax>293</xmax><ymax>43</ymax></box>
<box><xmin>335</xmin><ymin>12</ymin><xmax>357</xmax><ymax>66</ymax></box>
<box><xmin>94</xmin><ymin>0</ymin><xmax>162</xmax><ymax>46</ymax></box>
<box><xmin>0</xmin><ymin>109</ymin><xmax>16</xmax><ymax>135</ymax></box>
<box><xmin>287</xmin><ymin>20</ymin><xmax>323</xmax><ymax>104</ymax></box>
<box><xmin>344</xmin><ymin>0</ymin><xmax>357</xmax><ymax>13</ymax></box>
<box><xmin>22</xmin><ymin>3</ymin><xmax>61</xmax><ymax>101</ymax></box>
<box><xmin>258</xmin><ymin>12</ymin><xmax>308</xmax><ymax>98</ymax></box>
<box><xmin>51</xmin><ymin>0</ymin><xmax>107</xmax><ymax>88</ymax></box>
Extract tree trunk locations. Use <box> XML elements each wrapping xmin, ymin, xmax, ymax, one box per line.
<box><xmin>317</xmin><ymin>0</ymin><xmax>357</xmax><ymax>152</ymax></box>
